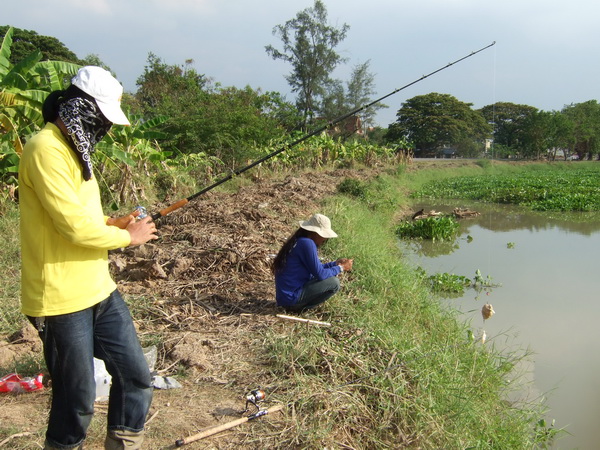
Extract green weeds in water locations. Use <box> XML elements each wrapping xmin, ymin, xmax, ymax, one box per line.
<box><xmin>420</xmin><ymin>269</ymin><xmax>470</xmax><ymax>295</ymax></box>
<box><xmin>418</xmin><ymin>268</ymin><xmax>501</xmax><ymax>298</ymax></box>
<box><xmin>412</xmin><ymin>163</ymin><xmax>600</xmax><ymax>212</ymax></box>
<box><xmin>396</xmin><ymin>215</ymin><xmax>460</xmax><ymax>241</ymax></box>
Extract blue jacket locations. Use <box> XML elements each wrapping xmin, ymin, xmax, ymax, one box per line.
<box><xmin>275</xmin><ymin>237</ymin><xmax>341</xmax><ymax>307</ymax></box>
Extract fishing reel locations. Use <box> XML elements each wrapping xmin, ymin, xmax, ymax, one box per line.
<box><xmin>242</xmin><ymin>388</ymin><xmax>266</xmax><ymax>415</ymax></box>
<box><xmin>134</xmin><ymin>205</ymin><xmax>148</xmax><ymax>220</ymax></box>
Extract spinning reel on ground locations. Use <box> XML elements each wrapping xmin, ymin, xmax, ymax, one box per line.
<box><xmin>241</xmin><ymin>388</ymin><xmax>266</xmax><ymax>415</ymax></box>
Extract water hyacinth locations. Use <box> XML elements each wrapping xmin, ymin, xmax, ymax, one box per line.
<box><xmin>411</xmin><ymin>166</ymin><xmax>600</xmax><ymax>212</ymax></box>
<box><xmin>396</xmin><ymin>215</ymin><xmax>460</xmax><ymax>241</ymax></box>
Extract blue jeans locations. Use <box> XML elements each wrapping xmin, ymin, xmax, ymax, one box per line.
<box><xmin>285</xmin><ymin>276</ymin><xmax>340</xmax><ymax>312</ymax></box>
<box><xmin>31</xmin><ymin>290</ymin><xmax>153</xmax><ymax>448</ymax></box>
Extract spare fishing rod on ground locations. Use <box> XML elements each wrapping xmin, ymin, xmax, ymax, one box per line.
<box><xmin>173</xmin><ymin>338</ymin><xmax>485</xmax><ymax>446</ymax></box>
<box><xmin>145</xmin><ymin>41</ymin><xmax>496</xmax><ymax>222</ymax></box>
<box><xmin>175</xmin><ymin>388</ymin><xmax>282</xmax><ymax>446</ymax></box>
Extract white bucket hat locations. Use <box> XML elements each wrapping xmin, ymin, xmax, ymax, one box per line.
<box><xmin>299</xmin><ymin>214</ymin><xmax>338</xmax><ymax>238</ymax></box>
<box><xmin>71</xmin><ymin>66</ymin><xmax>130</xmax><ymax>125</ymax></box>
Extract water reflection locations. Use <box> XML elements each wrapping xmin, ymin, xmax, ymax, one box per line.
<box><xmin>399</xmin><ymin>202</ymin><xmax>600</xmax><ymax>450</ymax></box>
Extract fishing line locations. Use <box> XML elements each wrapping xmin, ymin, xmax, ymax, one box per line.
<box><xmin>480</xmin><ymin>42</ymin><xmax>498</xmax><ymax>339</ymax></box>
<box><xmin>488</xmin><ymin>41</ymin><xmax>498</xmax><ymax>277</ymax></box>
<box><xmin>148</xmin><ymin>42</ymin><xmax>497</xmax><ymax>221</ymax></box>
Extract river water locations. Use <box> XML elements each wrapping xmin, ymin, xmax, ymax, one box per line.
<box><xmin>399</xmin><ymin>202</ymin><xmax>600</xmax><ymax>450</ymax></box>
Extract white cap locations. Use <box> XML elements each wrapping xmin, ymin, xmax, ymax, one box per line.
<box><xmin>71</xmin><ymin>66</ymin><xmax>130</xmax><ymax>125</ymax></box>
<box><xmin>299</xmin><ymin>214</ymin><xmax>338</xmax><ymax>238</ymax></box>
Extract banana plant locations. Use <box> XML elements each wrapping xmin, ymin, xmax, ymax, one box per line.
<box><xmin>96</xmin><ymin>114</ymin><xmax>171</xmax><ymax>165</ymax></box>
<box><xmin>95</xmin><ymin>114</ymin><xmax>172</xmax><ymax>205</ymax></box>
<box><xmin>0</xmin><ymin>27</ymin><xmax>80</xmax><ymax>181</ymax></box>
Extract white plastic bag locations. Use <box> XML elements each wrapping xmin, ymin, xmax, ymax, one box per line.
<box><xmin>93</xmin><ymin>358</ymin><xmax>111</xmax><ymax>402</ymax></box>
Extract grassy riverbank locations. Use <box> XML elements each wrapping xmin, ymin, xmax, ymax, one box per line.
<box><xmin>0</xmin><ymin>159</ymin><xmax>573</xmax><ymax>447</ymax></box>
<box><xmin>262</xmin><ymin>161</ymin><xmax>557</xmax><ymax>448</ymax></box>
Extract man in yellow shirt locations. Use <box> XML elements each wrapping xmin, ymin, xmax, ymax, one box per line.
<box><xmin>19</xmin><ymin>66</ymin><xmax>158</xmax><ymax>449</ymax></box>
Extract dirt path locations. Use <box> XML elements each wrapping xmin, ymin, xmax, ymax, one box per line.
<box><xmin>0</xmin><ymin>167</ymin><xmax>382</xmax><ymax>449</ymax></box>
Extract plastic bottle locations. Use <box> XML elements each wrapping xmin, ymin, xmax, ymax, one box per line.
<box><xmin>134</xmin><ymin>206</ymin><xmax>148</xmax><ymax>220</ymax></box>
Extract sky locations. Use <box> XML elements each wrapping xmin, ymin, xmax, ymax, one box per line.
<box><xmin>4</xmin><ymin>0</ymin><xmax>600</xmax><ymax>127</ymax></box>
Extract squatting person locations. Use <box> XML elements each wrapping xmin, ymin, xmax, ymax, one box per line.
<box><xmin>272</xmin><ymin>213</ymin><xmax>353</xmax><ymax>312</ymax></box>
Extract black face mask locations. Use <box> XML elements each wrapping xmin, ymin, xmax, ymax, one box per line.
<box><xmin>58</xmin><ymin>97</ymin><xmax>112</xmax><ymax>181</ymax></box>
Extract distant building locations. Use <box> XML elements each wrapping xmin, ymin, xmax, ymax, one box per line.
<box><xmin>441</xmin><ymin>147</ymin><xmax>458</xmax><ymax>158</ymax></box>
<box><xmin>323</xmin><ymin>115</ymin><xmax>364</xmax><ymax>137</ymax></box>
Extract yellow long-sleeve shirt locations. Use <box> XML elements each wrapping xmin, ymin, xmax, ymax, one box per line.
<box><xmin>19</xmin><ymin>123</ymin><xmax>131</xmax><ymax>317</ymax></box>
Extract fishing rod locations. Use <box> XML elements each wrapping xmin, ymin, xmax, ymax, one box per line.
<box><xmin>148</xmin><ymin>41</ymin><xmax>496</xmax><ymax>222</ymax></box>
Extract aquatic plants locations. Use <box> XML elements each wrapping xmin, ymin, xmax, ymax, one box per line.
<box><xmin>396</xmin><ymin>215</ymin><xmax>460</xmax><ymax>241</ymax></box>
<box><xmin>412</xmin><ymin>164</ymin><xmax>600</xmax><ymax>212</ymax></box>
<box><xmin>418</xmin><ymin>268</ymin><xmax>501</xmax><ymax>298</ymax></box>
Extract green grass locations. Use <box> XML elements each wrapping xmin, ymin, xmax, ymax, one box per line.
<box><xmin>0</xmin><ymin>203</ymin><xmax>25</xmax><ymax>336</ymax></box>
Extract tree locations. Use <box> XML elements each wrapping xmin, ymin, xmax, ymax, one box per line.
<box><xmin>319</xmin><ymin>78</ymin><xmax>346</xmax><ymax>121</ymax></box>
<box><xmin>544</xmin><ymin>111</ymin><xmax>574</xmax><ymax>160</ymax></box>
<box><xmin>521</xmin><ymin>111</ymin><xmax>553</xmax><ymax>159</ymax></box>
<box><xmin>386</xmin><ymin>93</ymin><xmax>491</xmax><ymax>156</ymax></box>
<box><xmin>345</xmin><ymin>60</ymin><xmax>386</xmax><ymax>131</ymax></box>
<box><xmin>134</xmin><ymin>54</ymin><xmax>211</xmax><ymax>154</ymax></box>
<box><xmin>479</xmin><ymin>102</ymin><xmax>538</xmax><ymax>155</ymax></box>
<box><xmin>79</xmin><ymin>54</ymin><xmax>112</xmax><ymax>72</ymax></box>
<box><xmin>265</xmin><ymin>0</ymin><xmax>349</xmax><ymax>128</ymax></box>
<box><xmin>561</xmin><ymin>100</ymin><xmax>600</xmax><ymax>160</ymax></box>
<box><xmin>0</xmin><ymin>26</ymin><xmax>80</xmax><ymax>64</ymax></box>
<box><xmin>190</xmin><ymin>85</ymin><xmax>291</xmax><ymax>166</ymax></box>
<box><xmin>134</xmin><ymin>54</ymin><xmax>292</xmax><ymax>166</ymax></box>
<box><xmin>319</xmin><ymin>60</ymin><xmax>386</xmax><ymax>134</ymax></box>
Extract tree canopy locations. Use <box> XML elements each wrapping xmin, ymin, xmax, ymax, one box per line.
<box><xmin>3</xmin><ymin>22</ymin><xmax>600</xmax><ymax>165</ymax></box>
<box><xmin>386</xmin><ymin>93</ymin><xmax>491</xmax><ymax>156</ymax></box>
<box><xmin>134</xmin><ymin>53</ymin><xmax>292</xmax><ymax>165</ymax></box>
<box><xmin>0</xmin><ymin>26</ymin><xmax>80</xmax><ymax>65</ymax></box>
<box><xmin>479</xmin><ymin>102</ymin><xmax>538</xmax><ymax>151</ymax></box>
<box><xmin>562</xmin><ymin>100</ymin><xmax>600</xmax><ymax>159</ymax></box>
<box><xmin>265</xmin><ymin>0</ymin><xmax>349</xmax><ymax>128</ymax></box>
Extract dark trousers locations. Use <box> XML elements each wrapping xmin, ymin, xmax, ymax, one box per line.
<box><xmin>30</xmin><ymin>290</ymin><xmax>152</xmax><ymax>448</ymax></box>
<box><xmin>285</xmin><ymin>276</ymin><xmax>340</xmax><ymax>312</ymax></box>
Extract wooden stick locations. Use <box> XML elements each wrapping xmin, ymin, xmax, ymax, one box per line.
<box><xmin>276</xmin><ymin>314</ymin><xmax>331</xmax><ymax>326</ymax></box>
<box><xmin>175</xmin><ymin>404</ymin><xmax>284</xmax><ymax>446</ymax></box>
<box><xmin>146</xmin><ymin>409</ymin><xmax>160</xmax><ymax>425</ymax></box>
<box><xmin>0</xmin><ymin>432</ymin><xmax>34</xmax><ymax>447</ymax></box>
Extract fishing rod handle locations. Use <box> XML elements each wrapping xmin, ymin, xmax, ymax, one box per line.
<box><xmin>175</xmin><ymin>404</ymin><xmax>284</xmax><ymax>446</ymax></box>
<box><xmin>150</xmin><ymin>198</ymin><xmax>189</xmax><ymax>221</ymax></box>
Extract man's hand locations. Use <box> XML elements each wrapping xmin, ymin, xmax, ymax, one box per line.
<box><xmin>106</xmin><ymin>209</ymin><xmax>141</xmax><ymax>230</ymax></box>
<box><xmin>126</xmin><ymin>216</ymin><xmax>158</xmax><ymax>246</ymax></box>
